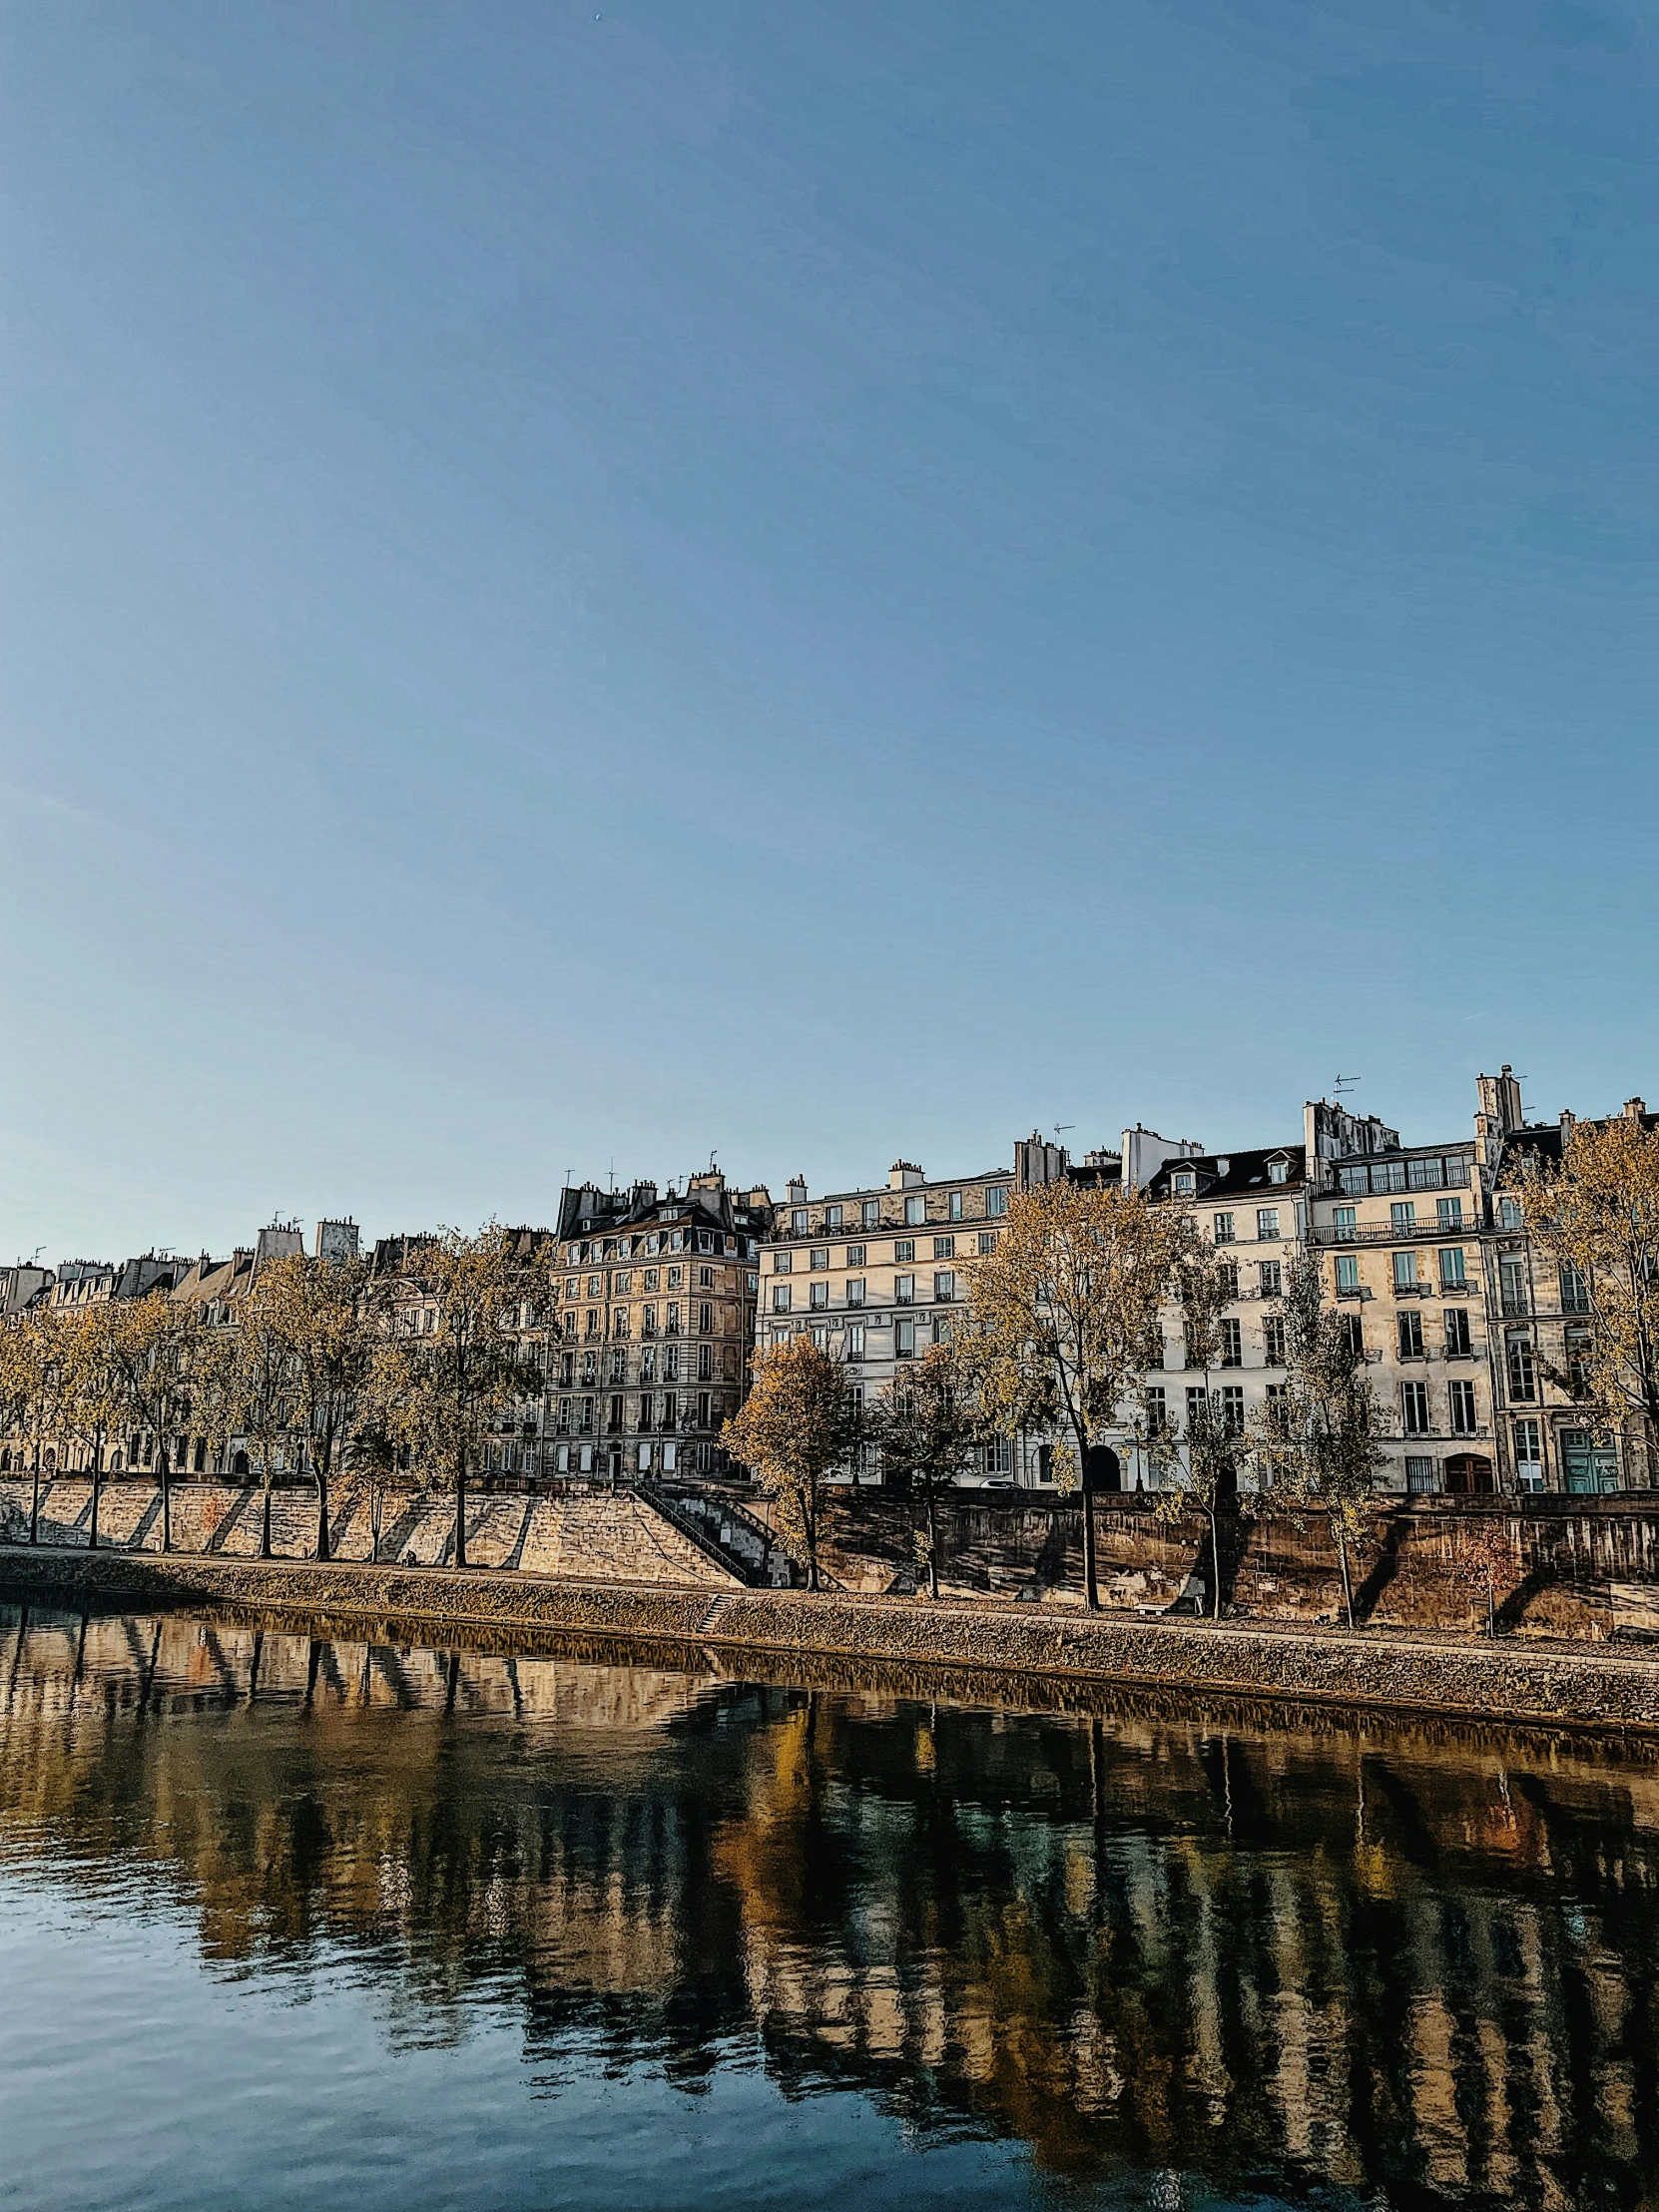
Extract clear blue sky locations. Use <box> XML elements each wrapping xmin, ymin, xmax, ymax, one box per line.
<box><xmin>5</xmin><ymin>0</ymin><xmax>1657</xmax><ymax>1263</ymax></box>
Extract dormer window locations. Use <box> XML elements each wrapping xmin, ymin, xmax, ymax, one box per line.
<box><xmin>1268</xmin><ymin>1158</ymin><xmax>1290</xmax><ymax>1185</ymax></box>
<box><xmin>1172</xmin><ymin>1171</ymin><xmax>1196</xmax><ymax>1197</ymax></box>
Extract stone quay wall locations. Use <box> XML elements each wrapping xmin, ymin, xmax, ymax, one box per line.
<box><xmin>4</xmin><ymin>1543</ymin><xmax>1659</xmax><ymax>1735</ymax></box>
<box><xmin>0</xmin><ymin>1477</ymin><xmax>738</xmax><ymax>1588</ymax></box>
<box><xmin>746</xmin><ymin>1486</ymin><xmax>1659</xmax><ymax>1640</ymax></box>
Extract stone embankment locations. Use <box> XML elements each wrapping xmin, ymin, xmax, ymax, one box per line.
<box><xmin>5</xmin><ymin>1541</ymin><xmax>1659</xmax><ymax>1735</ymax></box>
<box><xmin>0</xmin><ymin>1477</ymin><xmax>742</xmax><ymax>1586</ymax></box>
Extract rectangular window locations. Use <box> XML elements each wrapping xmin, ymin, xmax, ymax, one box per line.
<box><xmin>1220</xmin><ymin>1319</ymin><xmax>1242</xmax><ymax>1367</ymax></box>
<box><xmin>1214</xmin><ymin>1212</ymin><xmax>1236</xmax><ymax>1244</ymax></box>
<box><xmin>894</xmin><ymin>1274</ymin><xmax>914</xmax><ymax>1305</ymax></box>
<box><xmin>1257</xmin><ymin>1208</ymin><xmax>1280</xmax><ymax>1242</ymax></box>
<box><xmin>1559</xmin><ymin>1264</ymin><xmax>1590</xmax><ymax>1314</ymax></box>
<box><xmin>1406</xmin><ymin>1455</ymin><xmax>1436</xmax><ymax>1493</ymax></box>
<box><xmin>845</xmin><ymin>1325</ymin><xmax>864</xmax><ymax>1360</ymax></box>
<box><xmin>1438</xmin><ymin>1248</ymin><xmax>1466</xmax><ymax>1291</ymax></box>
<box><xmin>862</xmin><ymin>1200</ymin><xmax>880</xmax><ymax>1229</ymax></box>
<box><xmin>1397</xmin><ymin>1311</ymin><xmax>1424</xmax><ymax>1360</ymax></box>
<box><xmin>986</xmin><ymin>1187</ymin><xmax>1008</xmax><ymax>1218</ymax></box>
<box><xmin>1259</xmin><ymin>1261</ymin><xmax>1282</xmax><ymax>1298</ymax></box>
<box><xmin>1218</xmin><ymin>1263</ymin><xmax>1239</xmax><ymax>1300</ymax></box>
<box><xmin>1513</xmin><ymin>1418</ymin><xmax>1543</xmax><ymax>1491</ymax></box>
<box><xmin>845</xmin><ymin>1279</ymin><xmax>865</xmax><ymax>1307</ymax></box>
<box><xmin>1187</xmin><ymin>1386</ymin><xmax>1207</xmax><ymax>1429</ymax></box>
<box><xmin>1375</xmin><ymin>1160</ymin><xmax>1407</xmax><ymax>1194</ymax></box>
<box><xmin>1497</xmin><ymin>1197</ymin><xmax>1523</xmax><ymax>1232</ymax></box>
<box><xmin>810</xmin><ymin>1326</ymin><xmax>829</xmax><ymax>1350</ymax></box>
<box><xmin>894</xmin><ymin>1319</ymin><xmax>915</xmax><ymax>1359</ymax></box>
<box><xmin>1264</xmin><ymin>1315</ymin><xmax>1287</xmax><ymax>1365</ymax></box>
<box><xmin>1401</xmin><ymin>1382</ymin><xmax>1430</xmax><ymax>1435</ymax></box>
<box><xmin>664</xmin><ymin>1345</ymin><xmax>680</xmax><ymax>1381</ymax></box>
<box><xmin>1333</xmin><ymin>1205</ymin><xmax>1357</xmax><ymax>1241</ymax></box>
<box><xmin>977</xmin><ymin>1231</ymin><xmax>999</xmax><ymax>1255</ymax></box>
<box><xmin>773</xmin><ymin>1250</ymin><xmax>792</xmax><ymax>1272</ymax></box>
<box><xmin>1339</xmin><ymin>1313</ymin><xmax>1365</xmax><ymax>1360</ymax></box>
<box><xmin>933</xmin><ymin>1235</ymin><xmax>955</xmax><ymax>1260</ymax></box>
<box><xmin>1336</xmin><ymin>1254</ymin><xmax>1361</xmax><ymax>1294</ymax></box>
<box><xmin>1565</xmin><ymin>1326</ymin><xmax>1593</xmax><ymax>1394</ymax></box>
<box><xmin>608</xmin><ymin>1393</ymin><xmax>624</xmax><ymax>1433</ymax></box>
<box><xmin>792</xmin><ymin>1210</ymin><xmax>809</xmax><ymax>1235</ymax></box>
<box><xmin>904</xmin><ymin>1196</ymin><xmax>926</xmax><ymax>1227</ymax></box>
<box><xmin>948</xmin><ymin>1191</ymin><xmax>963</xmax><ymax>1221</ymax></box>
<box><xmin>1219</xmin><ymin>1385</ymin><xmax>1245</xmax><ymax>1435</ymax></box>
<box><xmin>698</xmin><ymin>1345</ymin><xmax>714</xmax><ymax>1382</ymax></box>
<box><xmin>825</xmin><ymin>1205</ymin><xmax>842</xmax><ymax>1229</ymax></box>
<box><xmin>772</xmin><ymin>1287</ymin><xmax>792</xmax><ymax>1313</ymax></box>
<box><xmin>1390</xmin><ymin>1201</ymin><xmax>1415</xmax><ymax>1235</ymax></box>
<box><xmin>1145</xmin><ymin>1386</ymin><xmax>1167</xmax><ymax>1433</ymax></box>
<box><xmin>1444</xmin><ymin>1308</ymin><xmax>1471</xmax><ymax>1358</ymax></box>
<box><xmin>1436</xmin><ymin>1196</ymin><xmax>1463</xmax><ymax>1230</ymax></box>
<box><xmin>844</xmin><ymin>1244</ymin><xmax>865</xmax><ymax>1268</ymax></box>
<box><xmin>982</xmin><ymin>1434</ymin><xmax>1013</xmax><ymax>1474</ymax></box>
<box><xmin>613</xmin><ymin>1308</ymin><xmax>630</xmax><ymax>1339</ymax></box>
<box><xmin>1448</xmin><ymin>1381</ymin><xmax>1477</xmax><ymax>1436</ymax></box>
<box><xmin>1407</xmin><ymin>1156</ymin><xmax>1443</xmax><ymax>1191</ymax></box>
<box><xmin>1392</xmin><ymin>1251</ymin><xmax>1420</xmax><ymax>1292</ymax></box>
<box><xmin>1499</xmin><ymin>1258</ymin><xmax>1528</xmax><ymax>1317</ymax></box>
<box><xmin>1338</xmin><ymin>1165</ymin><xmax>1368</xmax><ymax>1197</ymax></box>
<box><xmin>934</xmin><ymin>1271</ymin><xmax>956</xmax><ymax>1302</ymax></box>
<box><xmin>810</xmin><ymin>1248</ymin><xmax>829</xmax><ymax>1270</ymax></box>
<box><xmin>666</xmin><ymin>1302</ymin><xmax>681</xmax><ymax>1334</ymax></box>
<box><xmin>810</xmin><ymin>1281</ymin><xmax>829</xmax><ymax>1310</ymax></box>
<box><xmin>1506</xmin><ymin>1335</ymin><xmax>1536</xmax><ymax>1401</ymax></box>
<box><xmin>893</xmin><ymin>1239</ymin><xmax>915</xmax><ymax>1264</ymax></box>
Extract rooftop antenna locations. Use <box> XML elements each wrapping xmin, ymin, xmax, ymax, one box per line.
<box><xmin>1053</xmin><ymin>1123</ymin><xmax>1074</xmax><ymax>1139</ymax></box>
<box><xmin>1333</xmin><ymin>1074</ymin><xmax>1362</xmax><ymax>1096</ymax></box>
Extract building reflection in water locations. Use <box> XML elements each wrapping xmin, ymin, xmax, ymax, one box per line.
<box><xmin>1</xmin><ymin>1598</ymin><xmax>1656</xmax><ymax>2208</ymax></box>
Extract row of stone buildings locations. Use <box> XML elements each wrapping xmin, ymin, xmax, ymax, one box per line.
<box><xmin>5</xmin><ymin>1065</ymin><xmax>1650</xmax><ymax>1497</ymax></box>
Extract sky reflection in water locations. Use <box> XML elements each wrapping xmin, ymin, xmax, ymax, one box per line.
<box><xmin>1</xmin><ymin>1596</ymin><xmax>1655</xmax><ymax>2212</ymax></box>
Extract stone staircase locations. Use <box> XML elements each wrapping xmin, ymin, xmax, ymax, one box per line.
<box><xmin>639</xmin><ymin>1481</ymin><xmax>790</xmax><ymax>1587</ymax></box>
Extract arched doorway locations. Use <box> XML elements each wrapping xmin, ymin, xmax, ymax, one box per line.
<box><xmin>232</xmin><ymin>1449</ymin><xmax>251</xmax><ymax>1478</ymax></box>
<box><xmin>1083</xmin><ymin>1444</ymin><xmax>1122</xmax><ymax>1494</ymax></box>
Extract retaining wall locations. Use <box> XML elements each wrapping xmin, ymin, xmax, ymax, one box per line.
<box><xmin>0</xmin><ymin>1478</ymin><xmax>737</xmax><ymax>1588</ymax></box>
<box><xmin>4</xmin><ymin>1544</ymin><xmax>1659</xmax><ymax>1734</ymax></box>
<box><xmin>753</xmin><ymin>1486</ymin><xmax>1659</xmax><ymax>1639</ymax></box>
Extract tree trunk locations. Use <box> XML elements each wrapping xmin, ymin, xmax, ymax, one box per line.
<box><xmin>160</xmin><ymin>1456</ymin><xmax>172</xmax><ymax>1554</ymax></box>
<box><xmin>314</xmin><ymin>1462</ymin><xmax>330</xmax><ymax>1563</ymax></box>
<box><xmin>1077</xmin><ymin>1431</ymin><xmax>1100</xmax><ymax>1611</ymax></box>
<box><xmin>89</xmin><ymin>1447</ymin><xmax>102</xmax><ymax>1551</ymax></box>
<box><xmin>926</xmin><ymin>1487</ymin><xmax>940</xmax><ymax>1601</ymax></box>
<box><xmin>454</xmin><ymin>1450</ymin><xmax>468</xmax><ymax>1570</ymax></box>
<box><xmin>1335</xmin><ymin>1521</ymin><xmax>1356</xmax><ymax>1630</ymax></box>
<box><xmin>29</xmin><ymin>1449</ymin><xmax>40</xmax><ymax>1546</ymax></box>
<box><xmin>1210</xmin><ymin>1509</ymin><xmax>1223</xmax><ymax>1619</ymax></box>
<box><xmin>260</xmin><ymin>1481</ymin><xmax>273</xmax><ymax>1559</ymax></box>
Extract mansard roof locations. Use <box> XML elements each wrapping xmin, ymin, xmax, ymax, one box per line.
<box><xmin>1494</xmin><ymin>1110</ymin><xmax>1659</xmax><ymax>1182</ymax></box>
<box><xmin>1146</xmin><ymin>1145</ymin><xmax>1308</xmax><ymax>1202</ymax></box>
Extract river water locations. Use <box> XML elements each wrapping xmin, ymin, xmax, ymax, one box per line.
<box><xmin>0</xmin><ymin>1596</ymin><xmax>1655</xmax><ymax>2212</ymax></box>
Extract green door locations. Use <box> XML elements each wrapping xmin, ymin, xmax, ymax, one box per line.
<box><xmin>1560</xmin><ymin>1428</ymin><xmax>1619</xmax><ymax>1494</ymax></box>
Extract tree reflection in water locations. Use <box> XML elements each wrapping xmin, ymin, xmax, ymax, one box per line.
<box><xmin>2</xmin><ymin>1597</ymin><xmax>1657</xmax><ymax>2210</ymax></box>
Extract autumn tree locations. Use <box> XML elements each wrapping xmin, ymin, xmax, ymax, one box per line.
<box><xmin>1255</xmin><ymin>1253</ymin><xmax>1386</xmax><ymax>1629</ymax></box>
<box><xmin>62</xmin><ymin>1302</ymin><xmax>130</xmax><ymax>1550</ymax></box>
<box><xmin>1149</xmin><ymin>1236</ymin><xmax>1249</xmax><ymax>1619</ymax></box>
<box><xmin>1518</xmin><ymin>1113</ymin><xmax>1659</xmax><ymax>1485</ymax></box>
<box><xmin>958</xmin><ymin>1181</ymin><xmax>1206</xmax><ymax>1610</ymax></box>
<box><xmin>244</xmin><ymin>1251</ymin><xmax>374</xmax><ymax>1561</ymax></box>
<box><xmin>0</xmin><ymin>1308</ymin><xmax>68</xmax><ymax>1545</ymax></box>
<box><xmin>866</xmin><ymin>1339</ymin><xmax>986</xmax><ymax>1599</ymax></box>
<box><xmin>202</xmin><ymin>1279</ymin><xmax>292</xmax><ymax>1558</ymax></box>
<box><xmin>363</xmin><ymin>1227</ymin><xmax>541</xmax><ymax>1570</ymax></box>
<box><xmin>101</xmin><ymin>1295</ymin><xmax>201</xmax><ymax>1553</ymax></box>
<box><xmin>722</xmin><ymin>1337</ymin><xmax>860</xmax><ymax>1591</ymax></box>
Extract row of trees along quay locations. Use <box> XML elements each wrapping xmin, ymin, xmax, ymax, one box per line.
<box><xmin>2</xmin><ymin>1114</ymin><xmax>1656</xmax><ymax>1616</ymax></box>
<box><xmin>0</xmin><ymin>1231</ymin><xmax>540</xmax><ymax>1571</ymax></box>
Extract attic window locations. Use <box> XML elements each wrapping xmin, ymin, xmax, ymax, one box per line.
<box><xmin>1172</xmin><ymin>1171</ymin><xmax>1196</xmax><ymax>1197</ymax></box>
<box><xmin>1268</xmin><ymin>1158</ymin><xmax>1289</xmax><ymax>1185</ymax></box>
